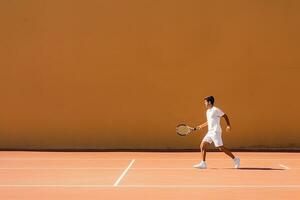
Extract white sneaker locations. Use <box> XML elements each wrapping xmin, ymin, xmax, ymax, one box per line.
<box><xmin>233</xmin><ymin>157</ymin><xmax>240</xmax><ymax>169</ymax></box>
<box><xmin>193</xmin><ymin>161</ymin><xmax>207</xmax><ymax>169</ymax></box>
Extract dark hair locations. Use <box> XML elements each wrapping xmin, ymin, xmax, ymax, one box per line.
<box><xmin>204</xmin><ymin>96</ymin><xmax>215</xmax><ymax>105</ymax></box>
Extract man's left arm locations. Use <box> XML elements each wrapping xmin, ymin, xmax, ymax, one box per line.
<box><xmin>222</xmin><ymin>114</ymin><xmax>231</xmax><ymax>132</ymax></box>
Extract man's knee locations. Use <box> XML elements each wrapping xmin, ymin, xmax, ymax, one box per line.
<box><xmin>200</xmin><ymin>144</ymin><xmax>205</xmax><ymax>150</ymax></box>
<box><xmin>218</xmin><ymin>146</ymin><xmax>224</xmax><ymax>151</ymax></box>
<box><xmin>200</xmin><ymin>142</ymin><xmax>207</xmax><ymax>150</ymax></box>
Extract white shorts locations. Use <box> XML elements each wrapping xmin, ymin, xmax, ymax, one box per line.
<box><xmin>202</xmin><ymin>131</ymin><xmax>223</xmax><ymax>147</ymax></box>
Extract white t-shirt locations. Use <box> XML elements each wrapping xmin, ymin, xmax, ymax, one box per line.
<box><xmin>206</xmin><ymin>106</ymin><xmax>225</xmax><ymax>133</ymax></box>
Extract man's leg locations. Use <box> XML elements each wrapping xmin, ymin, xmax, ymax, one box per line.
<box><xmin>193</xmin><ymin>135</ymin><xmax>212</xmax><ymax>168</ymax></box>
<box><xmin>201</xmin><ymin>141</ymin><xmax>210</xmax><ymax>161</ymax></box>
<box><xmin>218</xmin><ymin>146</ymin><xmax>235</xmax><ymax>159</ymax></box>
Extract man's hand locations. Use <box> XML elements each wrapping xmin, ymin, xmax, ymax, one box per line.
<box><xmin>196</xmin><ymin>124</ymin><xmax>204</xmax><ymax>130</ymax></box>
<box><xmin>226</xmin><ymin>126</ymin><xmax>231</xmax><ymax>132</ymax></box>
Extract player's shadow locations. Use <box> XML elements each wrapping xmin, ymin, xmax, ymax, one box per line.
<box><xmin>238</xmin><ymin>167</ymin><xmax>285</xmax><ymax>171</ymax></box>
<box><xmin>211</xmin><ymin>167</ymin><xmax>285</xmax><ymax>170</ymax></box>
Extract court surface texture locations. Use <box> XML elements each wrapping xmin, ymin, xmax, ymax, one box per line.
<box><xmin>0</xmin><ymin>151</ymin><xmax>299</xmax><ymax>200</ymax></box>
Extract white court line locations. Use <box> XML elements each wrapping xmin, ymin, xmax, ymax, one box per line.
<box><xmin>0</xmin><ymin>167</ymin><xmax>198</xmax><ymax>170</ymax></box>
<box><xmin>0</xmin><ymin>168</ymin><xmax>124</xmax><ymax>170</ymax></box>
<box><xmin>1</xmin><ymin>158</ymin><xmax>300</xmax><ymax>161</ymax></box>
<box><xmin>113</xmin><ymin>159</ymin><xmax>135</xmax><ymax>187</ymax></box>
<box><xmin>0</xmin><ymin>184</ymin><xmax>299</xmax><ymax>188</ymax></box>
<box><xmin>120</xmin><ymin>185</ymin><xmax>300</xmax><ymax>188</ymax></box>
<box><xmin>0</xmin><ymin>158</ymin><xmax>132</xmax><ymax>161</ymax></box>
<box><xmin>279</xmin><ymin>164</ymin><xmax>290</xmax><ymax>170</ymax></box>
<box><xmin>0</xmin><ymin>167</ymin><xmax>299</xmax><ymax>170</ymax></box>
<box><xmin>0</xmin><ymin>184</ymin><xmax>112</xmax><ymax>188</ymax></box>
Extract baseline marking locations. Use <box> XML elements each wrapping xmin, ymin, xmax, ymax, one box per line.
<box><xmin>0</xmin><ymin>168</ymin><xmax>124</xmax><ymax>170</ymax></box>
<box><xmin>0</xmin><ymin>167</ymin><xmax>299</xmax><ymax>170</ymax></box>
<box><xmin>0</xmin><ymin>158</ymin><xmax>300</xmax><ymax>161</ymax></box>
<box><xmin>0</xmin><ymin>184</ymin><xmax>299</xmax><ymax>188</ymax></box>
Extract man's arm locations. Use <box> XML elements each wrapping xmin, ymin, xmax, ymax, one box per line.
<box><xmin>196</xmin><ymin>121</ymin><xmax>208</xmax><ymax>130</ymax></box>
<box><xmin>222</xmin><ymin>114</ymin><xmax>231</xmax><ymax>132</ymax></box>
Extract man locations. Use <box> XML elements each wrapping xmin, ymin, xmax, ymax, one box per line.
<box><xmin>193</xmin><ymin>96</ymin><xmax>240</xmax><ymax>169</ymax></box>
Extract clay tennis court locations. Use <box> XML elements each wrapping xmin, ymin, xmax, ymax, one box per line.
<box><xmin>0</xmin><ymin>151</ymin><xmax>299</xmax><ymax>199</ymax></box>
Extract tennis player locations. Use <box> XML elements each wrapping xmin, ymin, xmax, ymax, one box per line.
<box><xmin>193</xmin><ymin>96</ymin><xmax>240</xmax><ymax>169</ymax></box>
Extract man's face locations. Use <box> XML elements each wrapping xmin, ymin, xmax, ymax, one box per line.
<box><xmin>204</xmin><ymin>100</ymin><xmax>209</xmax><ymax>108</ymax></box>
<box><xmin>204</xmin><ymin>100</ymin><xmax>212</xmax><ymax>108</ymax></box>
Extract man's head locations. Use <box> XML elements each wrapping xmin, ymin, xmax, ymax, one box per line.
<box><xmin>204</xmin><ymin>96</ymin><xmax>214</xmax><ymax>108</ymax></box>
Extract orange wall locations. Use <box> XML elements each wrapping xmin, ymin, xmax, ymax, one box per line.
<box><xmin>1</xmin><ymin>0</ymin><xmax>300</xmax><ymax>149</ymax></box>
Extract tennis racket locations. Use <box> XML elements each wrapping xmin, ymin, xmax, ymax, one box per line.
<box><xmin>176</xmin><ymin>124</ymin><xmax>198</xmax><ymax>136</ymax></box>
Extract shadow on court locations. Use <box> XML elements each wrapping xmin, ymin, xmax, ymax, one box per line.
<box><xmin>238</xmin><ymin>167</ymin><xmax>285</xmax><ymax>170</ymax></box>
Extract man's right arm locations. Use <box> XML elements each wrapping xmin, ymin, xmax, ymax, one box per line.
<box><xmin>196</xmin><ymin>121</ymin><xmax>208</xmax><ymax>130</ymax></box>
